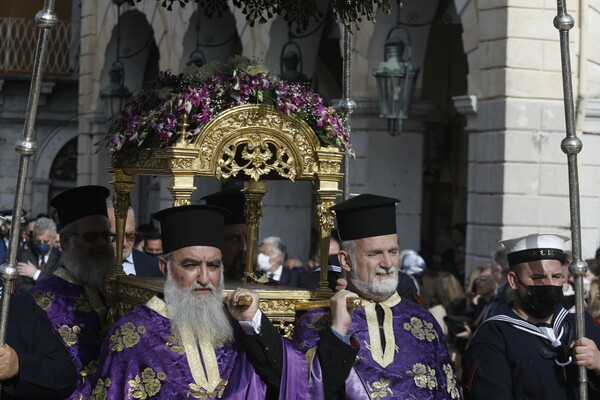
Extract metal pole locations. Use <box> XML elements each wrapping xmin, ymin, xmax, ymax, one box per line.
<box><xmin>0</xmin><ymin>3</ymin><xmax>57</xmax><ymax>395</ymax></box>
<box><xmin>337</xmin><ymin>22</ymin><xmax>356</xmax><ymax>201</ymax></box>
<box><xmin>554</xmin><ymin>1</ymin><xmax>587</xmax><ymax>398</ymax></box>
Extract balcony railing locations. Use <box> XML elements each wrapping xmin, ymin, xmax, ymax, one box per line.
<box><xmin>0</xmin><ymin>17</ymin><xmax>79</xmax><ymax>77</ymax></box>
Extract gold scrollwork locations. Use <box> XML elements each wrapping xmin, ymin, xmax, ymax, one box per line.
<box><xmin>171</xmin><ymin>158</ymin><xmax>194</xmax><ymax>169</ymax></box>
<box><xmin>216</xmin><ymin>136</ymin><xmax>296</xmax><ymax>181</ymax></box>
<box><xmin>258</xmin><ymin>299</ymin><xmax>297</xmax><ymax>313</ymax></box>
<box><xmin>315</xmin><ymin>200</ymin><xmax>336</xmax><ymax>233</ymax></box>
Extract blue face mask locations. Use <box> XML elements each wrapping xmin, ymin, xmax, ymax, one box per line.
<box><xmin>34</xmin><ymin>242</ymin><xmax>51</xmax><ymax>255</ymax></box>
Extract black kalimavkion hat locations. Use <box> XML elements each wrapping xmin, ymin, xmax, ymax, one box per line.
<box><xmin>331</xmin><ymin>194</ymin><xmax>400</xmax><ymax>241</ymax></box>
<box><xmin>153</xmin><ymin>205</ymin><xmax>230</xmax><ymax>253</ymax></box>
<box><xmin>202</xmin><ymin>188</ymin><xmax>246</xmax><ymax>226</ymax></box>
<box><xmin>50</xmin><ymin>185</ymin><xmax>110</xmax><ymax>230</ymax></box>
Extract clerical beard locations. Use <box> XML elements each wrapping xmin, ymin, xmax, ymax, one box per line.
<box><xmin>349</xmin><ymin>253</ymin><xmax>398</xmax><ymax>301</ymax></box>
<box><xmin>62</xmin><ymin>237</ymin><xmax>115</xmax><ymax>292</ymax></box>
<box><xmin>164</xmin><ymin>271</ymin><xmax>234</xmax><ymax>347</ymax></box>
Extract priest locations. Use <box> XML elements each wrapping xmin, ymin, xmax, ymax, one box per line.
<box><xmin>29</xmin><ymin>185</ymin><xmax>114</xmax><ymax>399</ymax></box>
<box><xmin>87</xmin><ymin>205</ymin><xmax>308</xmax><ymax>399</ymax></box>
<box><xmin>294</xmin><ymin>194</ymin><xmax>460</xmax><ymax>399</ymax></box>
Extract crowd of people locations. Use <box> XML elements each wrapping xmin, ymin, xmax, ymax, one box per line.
<box><xmin>1</xmin><ymin>187</ymin><xmax>600</xmax><ymax>399</ymax></box>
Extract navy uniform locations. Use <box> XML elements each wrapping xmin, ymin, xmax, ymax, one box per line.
<box><xmin>462</xmin><ymin>233</ymin><xmax>600</xmax><ymax>399</ymax></box>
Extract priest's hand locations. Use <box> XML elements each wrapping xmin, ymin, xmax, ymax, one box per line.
<box><xmin>330</xmin><ymin>290</ymin><xmax>359</xmax><ymax>336</ymax></box>
<box><xmin>0</xmin><ymin>344</ymin><xmax>19</xmax><ymax>379</ymax></box>
<box><xmin>572</xmin><ymin>337</ymin><xmax>600</xmax><ymax>375</ymax></box>
<box><xmin>226</xmin><ymin>288</ymin><xmax>259</xmax><ymax>322</ymax></box>
<box><xmin>17</xmin><ymin>260</ymin><xmax>38</xmax><ymax>278</ymax></box>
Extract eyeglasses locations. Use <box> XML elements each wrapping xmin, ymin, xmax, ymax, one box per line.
<box><xmin>68</xmin><ymin>231</ymin><xmax>116</xmax><ymax>243</ymax></box>
<box><xmin>110</xmin><ymin>231</ymin><xmax>136</xmax><ymax>241</ymax></box>
<box><xmin>476</xmin><ymin>276</ymin><xmax>492</xmax><ymax>282</ymax></box>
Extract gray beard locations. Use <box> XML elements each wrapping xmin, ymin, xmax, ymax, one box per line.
<box><xmin>349</xmin><ymin>253</ymin><xmax>398</xmax><ymax>301</ymax></box>
<box><xmin>163</xmin><ymin>272</ymin><xmax>234</xmax><ymax>347</ymax></box>
<box><xmin>62</xmin><ymin>239</ymin><xmax>115</xmax><ymax>292</ymax></box>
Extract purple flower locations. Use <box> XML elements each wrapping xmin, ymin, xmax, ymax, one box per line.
<box><xmin>104</xmin><ymin>57</ymin><xmax>351</xmax><ymax>158</ymax></box>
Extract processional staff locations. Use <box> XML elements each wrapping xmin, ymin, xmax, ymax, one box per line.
<box><xmin>0</xmin><ymin>2</ymin><xmax>57</xmax><ymax>397</ymax></box>
<box><xmin>554</xmin><ymin>1</ymin><xmax>588</xmax><ymax>399</ymax></box>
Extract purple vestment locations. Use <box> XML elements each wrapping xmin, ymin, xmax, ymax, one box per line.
<box><xmin>29</xmin><ymin>268</ymin><xmax>107</xmax><ymax>400</ymax></box>
<box><xmin>294</xmin><ymin>292</ymin><xmax>461</xmax><ymax>399</ymax></box>
<box><xmin>86</xmin><ymin>296</ymin><xmax>308</xmax><ymax>399</ymax></box>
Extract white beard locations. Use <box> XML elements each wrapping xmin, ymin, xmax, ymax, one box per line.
<box><xmin>62</xmin><ymin>237</ymin><xmax>115</xmax><ymax>292</ymax></box>
<box><xmin>350</xmin><ymin>261</ymin><xmax>398</xmax><ymax>300</ymax></box>
<box><xmin>163</xmin><ymin>271</ymin><xmax>234</xmax><ymax>346</ymax></box>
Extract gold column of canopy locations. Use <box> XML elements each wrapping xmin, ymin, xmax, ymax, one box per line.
<box><xmin>242</xmin><ymin>180</ymin><xmax>266</xmax><ymax>279</ymax></box>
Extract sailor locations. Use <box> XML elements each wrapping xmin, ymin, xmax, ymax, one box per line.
<box><xmin>462</xmin><ymin>233</ymin><xmax>600</xmax><ymax>399</ymax></box>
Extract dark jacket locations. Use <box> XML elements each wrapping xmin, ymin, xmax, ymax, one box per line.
<box><xmin>2</xmin><ymin>294</ymin><xmax>77</xmax><ymax>399</ymax></box>
<box><xmin>15</xmin><ymin>247</ymin><xmax>62</xmax><ymax>294</ymax></box>
<box><xmin>130</xmin><ymin>249</ymin><xmax>162</xmax><ymax>277</ymax></box>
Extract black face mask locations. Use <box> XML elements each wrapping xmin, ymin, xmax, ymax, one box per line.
<box><xmin>516</xmin><ymin>279</ymin><xmax>564</xmax><ymax>319</ymax></box>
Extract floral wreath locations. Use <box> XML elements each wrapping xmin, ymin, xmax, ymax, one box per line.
<box><xmin>103</xmin><ymin>56</ymin><xmax>352</xmax><ymax>159</ymax></box>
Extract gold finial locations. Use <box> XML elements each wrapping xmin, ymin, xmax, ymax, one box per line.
<box><xmin>176</xmin><ymin>112</ymin><xmax>190</xmax><ymax>145</ymax></box>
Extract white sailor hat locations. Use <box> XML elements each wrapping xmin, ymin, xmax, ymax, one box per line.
<box><xmin>499</xmin><ymin>233</ymin><xmax>570</xmax><ymax>266</ymax></box>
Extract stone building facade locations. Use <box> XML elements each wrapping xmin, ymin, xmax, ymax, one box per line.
<box><xmin>1</xmin><ymin>0</ymin><xmax>599</xmax><ymax>274</ymax></box>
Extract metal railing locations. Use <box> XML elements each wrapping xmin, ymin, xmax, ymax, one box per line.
<box><xmin>0</xmin><ymin>17</ymin><xmax>79</xmax><ymax>76</ymax></box>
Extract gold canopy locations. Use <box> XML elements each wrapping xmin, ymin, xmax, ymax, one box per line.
<box><xmin>107</xmin><ymin>104</ymin><xmax>345</xmax><ymax>331</ymax></box>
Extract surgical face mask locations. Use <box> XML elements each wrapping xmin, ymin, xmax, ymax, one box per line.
<box><xmin>34</xmin><ymin>242</ymin><xmax>51</xmax><ymax>256</ymax></box>
<box><xmin>517</xmin><ymin>279</ymin><xmax>564</xmax><ymax>319</ymax></box>
<box><xmin>257</xmin><ymin>253</ymin><xmax>273</xmax><ymax>272</ymax></box>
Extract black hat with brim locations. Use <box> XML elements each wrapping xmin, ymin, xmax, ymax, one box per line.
<box><xmin>50</xmin><ymin>185</ymin><xmax>110</xmax><ymax>230</ymax></box>
<box><xmin>332</xmin><ymin>194</ymin><xmax>400</xmax><ymax>241</ymax></box>
<box><xmin>153</xmin><ymin>205</ymin><xmax>230</xmax><ymax>253</ymax></box>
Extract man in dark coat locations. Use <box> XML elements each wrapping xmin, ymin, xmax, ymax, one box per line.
<box><xmin>16</xmin><ymin>217</ymin><xmax>62</xmax><ymax>293</ymax></box>
<box><xmin>462</xmin><ymin>233</ymin><xmax>600</xmax><ymax>399</ymax></box>
<box><xmin>0</xmin><ymin>294</ymin><xmax>77</xmax><ymax>399</ymax></box>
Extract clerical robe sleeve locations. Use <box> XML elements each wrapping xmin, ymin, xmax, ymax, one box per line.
<box><xmin>3</xmin><ymin>295</ymin><xmax>77</xmax><ymax>400</ymax></box>
<box><xmin>294</xmin><ymin>308</ymin><xmax>360</xmax><ymax>400</ymax></box>
<box><xmin>238</xmin><ymin>313</ymin><xmax>283</xmax><ymax>397</ymax></box>
<box><xmin>461</xmin><ymin>322</ymin><xmax>515</xmax><ymax>400</ymax></box>
<box><xmin>316</xmin><ymin>327</ymin><xmax>359</xmax><ymax>399</ymax></box>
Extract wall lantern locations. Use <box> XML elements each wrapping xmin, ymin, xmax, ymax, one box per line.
<box><xmin>373</xmin><ymin>27</ymin><xmax>420</xmax><ymax>136</ymax></box>
<box><xmin>99</xmin><ymin>0</ymin><xmax>132</xmax><ymax>120</ymax></box>
<box><xmin>279</xmin><ymin>41</ymin><xmax>310</xmax><ymax>84</ymax></box>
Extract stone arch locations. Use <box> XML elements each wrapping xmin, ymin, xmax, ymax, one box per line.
<box><xmin>30</xmin><ymin>117</ymin><xmax>78</xmax><ymax>216</ymax></box>
<box><xmin>180</xmin><ymin>7</ymin><xmax>240</xmax><ymax>70</ymax></box>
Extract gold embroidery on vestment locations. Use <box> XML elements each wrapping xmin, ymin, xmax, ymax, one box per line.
<box><xmin>187</xmin><ymin>379</ymin><xmax>228</xmax><ymax>399</ymax></box>
<box><xmin>367</xmin><ymin>378</ymin><xmax>394</xmax><ymax>399</ymax></box>
<box><xmin>110</xmin><ymin>322</ymin><xmax>147</xmax><ymax>351</ymax></box>
<box><xmin>167</xmin><ymin>335</ymin><xmax>186</xmax><ymax>354</ymax></box>
<box><xmin>54</xmin><ymin>268</ymin><xmax>109</xmax><ymax>331</ymax></box>
<box><xmin>90</xmin><ymin>377</ymin><xmax>111</xmax><ymax>400</ymax></box>
<box><xmin>443</xmin><ymin>363</ymin><xmax>460</xmax><ymax>398</ymax></box>
<box><xmin>406</xmin><ymin>363</ymin><xmax>438</xmax><ymax>390</ymax></box>
<box><xmin>363</xmin><ymin>292</ymin><xmax>401</xmax><ymax>368</ymax></box>
<box><xmin>127</xmin><ymin>367</ymin><xmax>166</xmax><ymax>399</ymax></box>
<box><xmin>403</xmin><ymin>317</ymin><xmax>439</xmax><ymax>342</ymax></box>
<box><xmin>80</xmin><ymin>359</ymin><xmax>98</xmax><ymax>382</ymax></box>
<box><xmin>33</xmin><ymin>290</ymin><xmax>54</xmax><ymax>310</ymax></box>
<box><xmin>58</xmin><ymin>324</ymin><xmax>81</xmax><ymax>346</ymax></box>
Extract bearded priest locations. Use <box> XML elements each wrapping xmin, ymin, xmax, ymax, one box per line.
<box><xmin>87</xmin><ymin>205</ymin><xmax>308</xmax><ymax>400</ymax></box>
<box><xmin>293</xmin><ymin>194</ymin><xmax>460</xmax><ymax>399</ymax></box>
<box><xmin>29</xmin><ymin>185</ymin><xmax>115</xmax><ymax>399</ymax></box>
